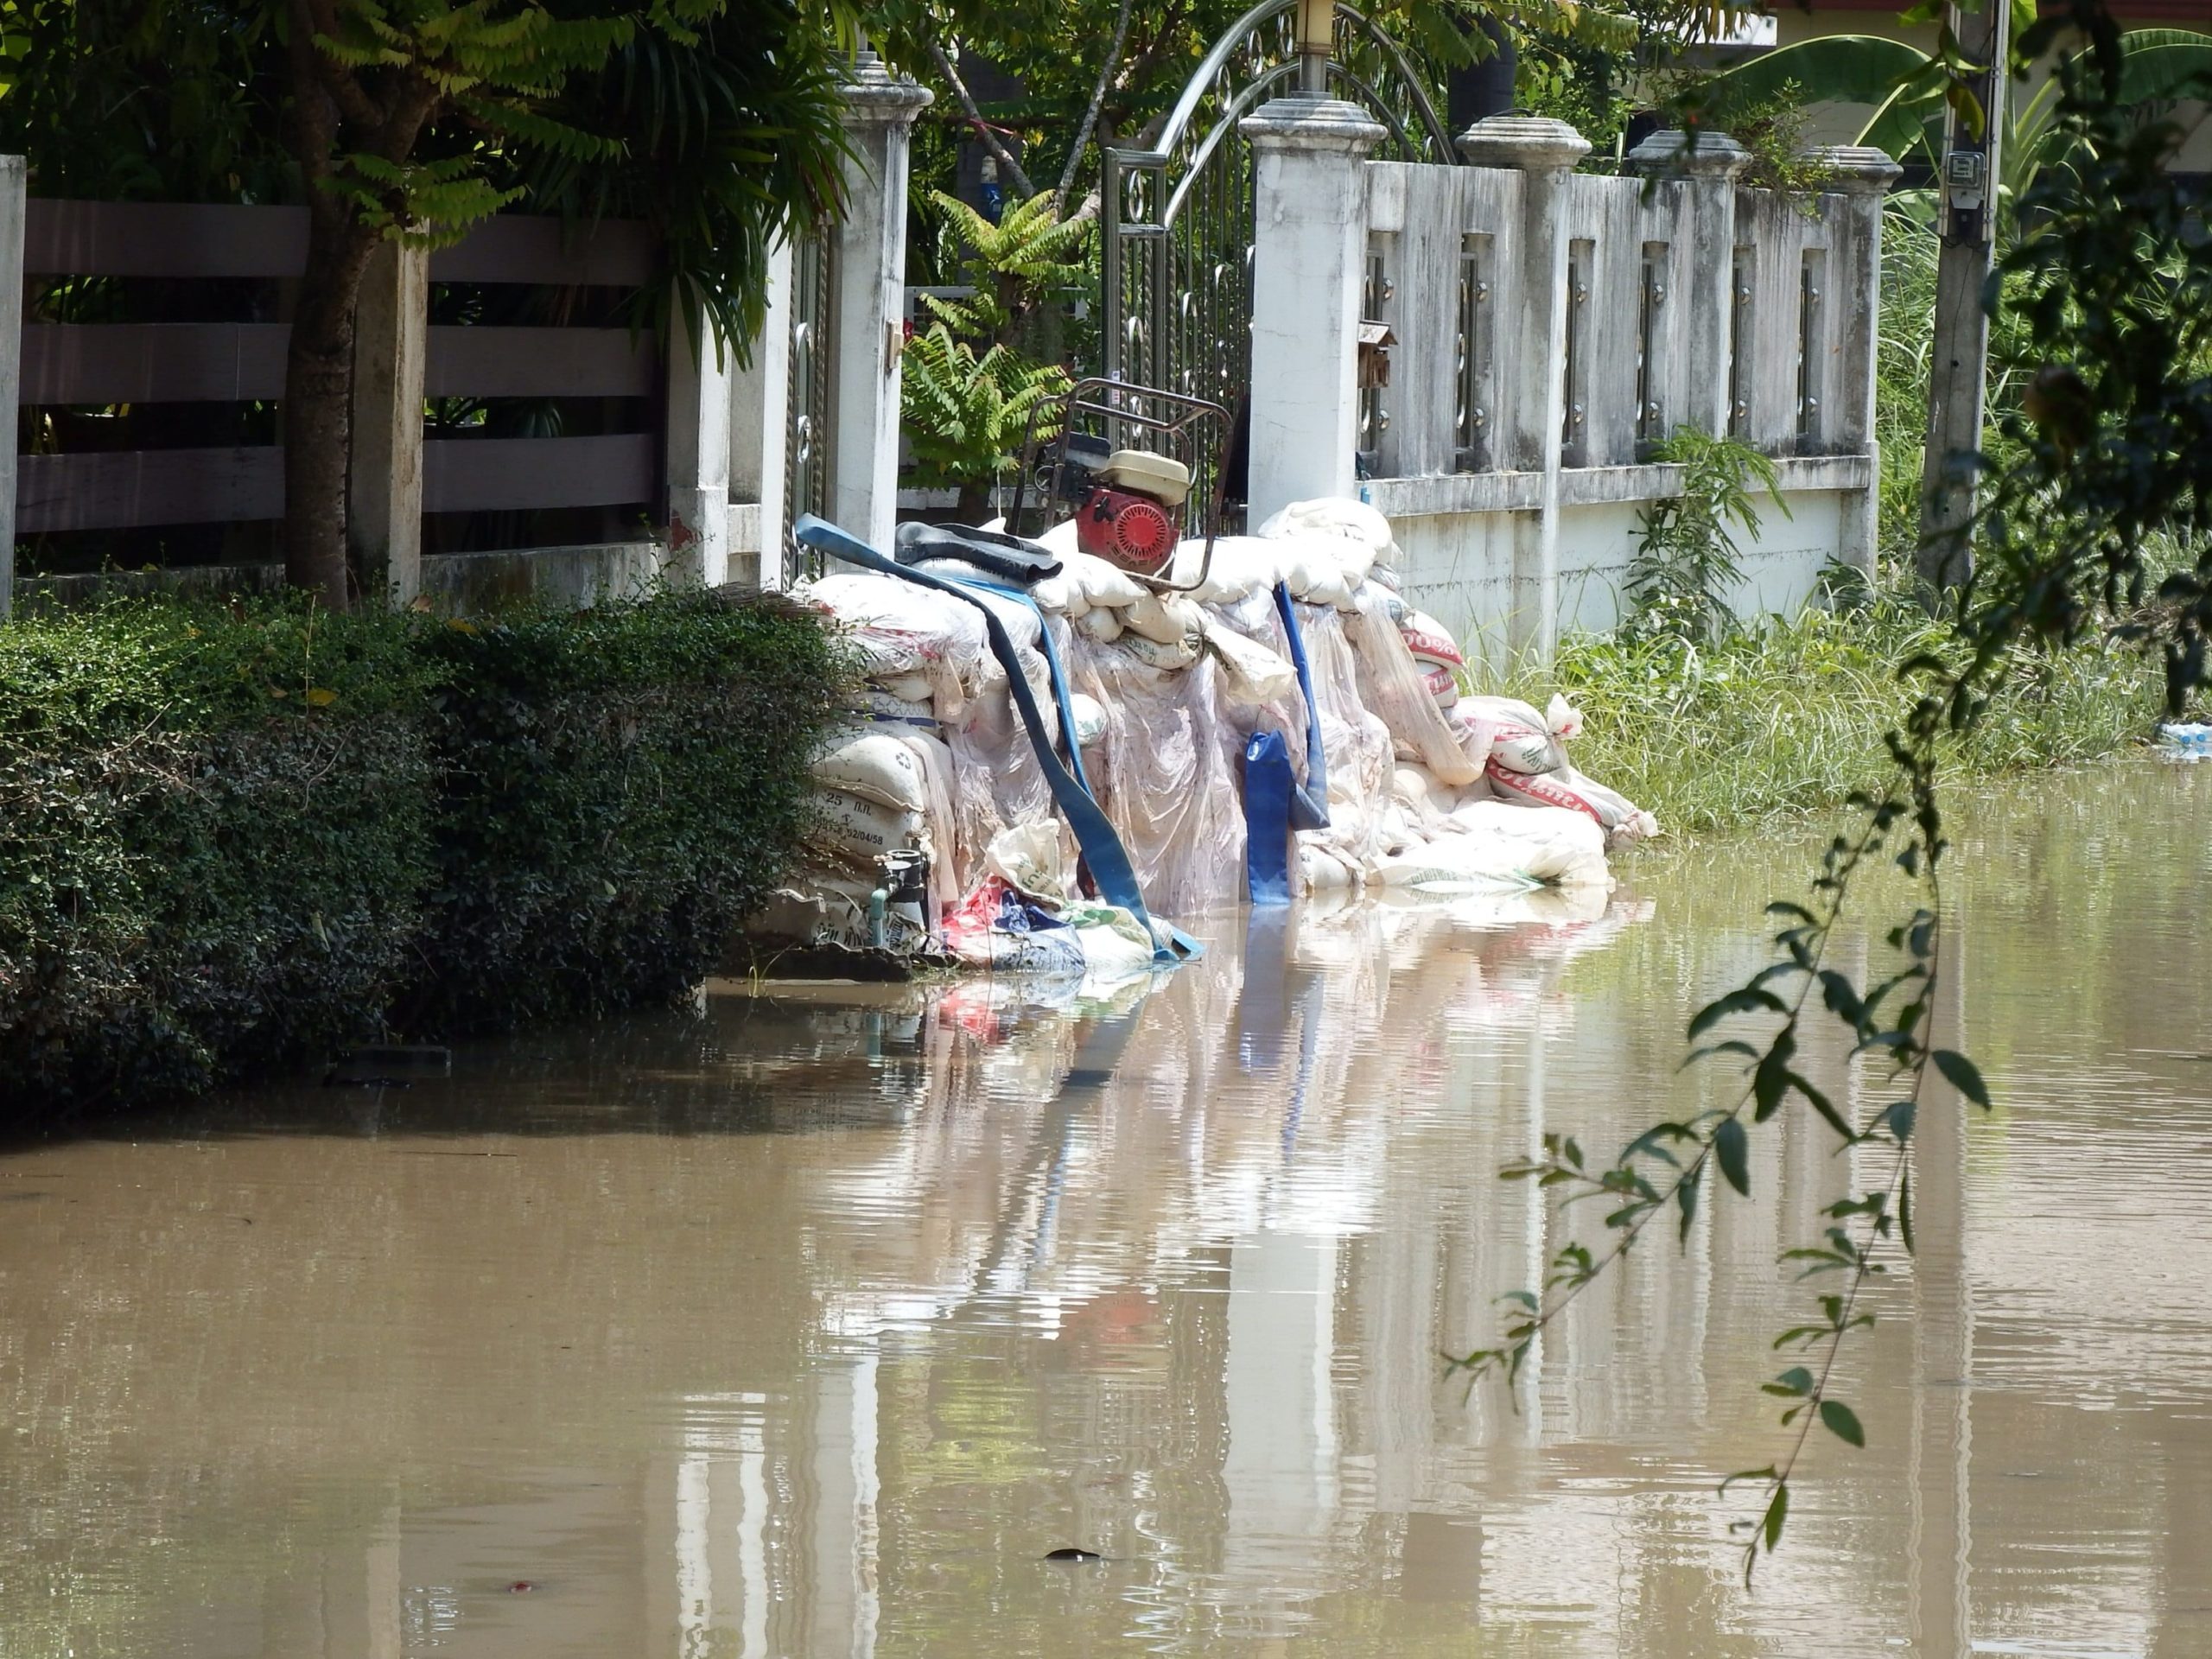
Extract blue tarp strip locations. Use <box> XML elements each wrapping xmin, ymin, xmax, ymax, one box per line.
<box><xmin>1272</xmin><ymin>582</ymin><xmax>1332</xmax><ymax>832</ymax></box>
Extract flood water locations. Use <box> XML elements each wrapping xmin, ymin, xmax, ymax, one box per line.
<box><xmin>4</xmin><ymin>760</ymin><xmax>2210</xmax><ymax>1657</ymax></box>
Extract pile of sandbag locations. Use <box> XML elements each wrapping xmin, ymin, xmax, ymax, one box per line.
<box><xmin>752</xmin><ymin>494</ymin><xmax>1659</xmax><ymax>966</ymax></box>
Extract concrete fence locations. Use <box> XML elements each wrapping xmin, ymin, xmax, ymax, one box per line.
<box><xmin>1243</xmin><ymin>97</ymin><xmax>1899</xmax><ymax>664</ymax></box>
<box><xmin>0</xmin><ymin>54</ymin><xmax>929</xmax><ymax>617</ymax></box>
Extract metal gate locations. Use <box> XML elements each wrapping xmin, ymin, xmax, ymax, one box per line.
<box><xmin>1100</xmin><ymin>0</ymin><xmax>1458</xmax><ymax>510</ymax></box>
<box><xmin>782</xmin><ymin>222</ymin><xmax>837</xmax><ymax>586</ymax></box>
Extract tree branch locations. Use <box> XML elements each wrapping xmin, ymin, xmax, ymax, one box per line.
<box><xmin>924</xmin><ymin>34</ymin><xmax>1036</xmax><ymax>200</ymax></box>
<box><xmin>1053</xmin><ymin>0</ymin><xmax>1135</xmax><ymax>216</ymax></box>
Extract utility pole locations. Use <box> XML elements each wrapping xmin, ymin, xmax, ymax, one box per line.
<box><xmin>1916</xmin><ymin>0</ymin><xmax>2010</xmax><ymax>596</ymax></box>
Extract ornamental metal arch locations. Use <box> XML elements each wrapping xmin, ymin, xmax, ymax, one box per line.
<box><xmin>1100</xmin><ymin>0</ymin><xmax>1457</xmax><ymax>504</ymax></box>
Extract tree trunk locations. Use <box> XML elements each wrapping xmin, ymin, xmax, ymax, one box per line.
<box><xmin>283</xmin><ymin>207</ymin><xmax>377</xmax><ymax>609</ymax></box>
<box><xmin>955</xmin><ymin>477</ymin><xmax>995</xmax><ymax>524</ymax></box>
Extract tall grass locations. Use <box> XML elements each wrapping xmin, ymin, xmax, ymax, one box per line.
<box><xmin>1509</xmin><ymin>601</ymin><xmax>2164</xmax><ymax>835</ymax></box>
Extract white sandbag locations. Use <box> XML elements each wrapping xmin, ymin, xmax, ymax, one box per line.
<box><xmin>1067</xmin><ymin>692</ymin><xmax>1107</xmax><ymax>749</ymax></box>
<box><xmin>1211</xmin><ymin>584</ymin><xmax>1281</xmax><ymax>639</ymax></box>
<box><xmin>1457</xmin><ymin>695</ymin><xmax>1567</xmax><ymax>775</ymax></box>
<box><xmin>1027</xmin><ymin>570</ymin><xmax>1084</xmax><ymax>618</ymax></box>
<box><xmin>811</xmin><ymin>788</ymin><xmax>926</xmax><ymax>863</ymax></box>
<box><xmin>1164</xmin><ymin>535</ymin><xmax>1284</xmax><ymax>605</ymax></box>
<box><xmin>986</xmin><ymin>820</ymin><xmax>1071</xmax><ymax>905</ymax></box>
<box><xmin>1487</xmin><ymin>760</ymin><xmax>1659</xmax><ymax>843</ymax></box>
<box><xmin>1300</xmin><ymin>842</ymin><xmax>1359</xmax><ymax>893</ymax></box>
<box><xmin>1121</xmin><ymin>592</ymin><xmax>1198</xmax><ymax>645</ymax></box>
<box><xmin>1421</xmin><ymin>664</ymin><xmax>1460</xmax><ymax>709</ymax></box>
<box><xmin>1118</xmin><ymin>626</ymin><xmax>1202</xmax><ymax>672</ymax></box>
<box><xmin>1032</xmin><ymin>518</ymin><xmax>1081</xmax><ymax>558</ymax></box>
<box><xmin>857</xmin><ymin>686</ymin><xmax>939</xmax><ymax>728</ymax></box>
<box><xmin>1274</xmin><ymin>536</ymin><xmax>1358</xmax><ymax>608</ymax></box>
<box><xmin>1076</xmin><ymin>606</ymin><xmax>1125</xmax><ymax>643</ymax></box>
<box><xmin>813</xmin><ymin>728</ymin><xmax>929</xmax><ymax>812</ymax></box>
<box><xmin>1431</xmin><ymin>798</ymin><xmax>1611</xmax><ymax>887</ymax></box>
<box><xmin>1397</xmin><ymin>606</ymin><xmax>1465</xmax><ymax>672</ymax></box>
<box><xmin>1065</xmin><ymin>902</ymin><xmax>1157</xmax><ymax>987</ymax></box>
<box><xmin>1392</xmin><ymin>763</ymin><xmax>1462</xmax><ymax>824</ymax></box>
<box><xmin>1203</xmin><ymin>618</ymin><xmax>1297</xmax><ymax>703</ymax></box>
<box><xmin>802</xmin><ymin>572</ymin><xmax>989</xmax><ymax>717</ymax></box>
<box><xmin>874</xmin><ymin>670</ymin><xmax>937</xmax><ymax>704</ymax></box>
<box><xmin>1256</xmin><ymin>499</ymin><xmax>1391</xmax><ymax>583</ymax></box>
<box><xmin>1058</xmin><ymin>550</ymin><xmax>1149</xmax><ymax>613</ymax></box>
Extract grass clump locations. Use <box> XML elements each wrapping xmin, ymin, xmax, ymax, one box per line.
<box><xmin>1516</xmin><ymin>597</ymin><xmax>2164</xmax><ymax>836</ymax></box>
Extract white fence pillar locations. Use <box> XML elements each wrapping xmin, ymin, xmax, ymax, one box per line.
<box><xmin>665</xmin><ymin>306</ymin><xmax>732</xmax><ymax>587</ymax></box>
<box><xmin>829</xmin><ymin>53</ymin><xmax>930</xmax><ymax>555</ymax></box>
<box><xmin>0</xmin><ymin>156</ymin><xmax>21</xmax><ymax>619</ymax></box>
<box><xmin>1458</xmin><ymin>116</ymin><xmax>1589</xmax><ymax>662</ymax></box>
<box><xmin>1814</xmin><ymin>145</ymin><xmax>1904</xmax><ymax>572</ymax></box>
<box><xmin>1243</xmin><ymin>95</ymin><xmax>1386</xmax><ymax>527</ymax></box>
<box><xmin>728</xmin><ymin>236</ymin><xmax>793</xmax><ymax>588</ymax></box>
<box><xmin>1627</xmin><ymin>130</ymin><xmax>1750</xmax><ymax>440</ymax></box>
<box><xmin>349</xmin><ymin>241</ymin><xmax>429</xmax><ymax>607</ymax></box>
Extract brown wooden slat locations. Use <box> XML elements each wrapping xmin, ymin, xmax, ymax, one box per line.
<box><xmin>22</xmin><ymin>323</ymin><xmax>291</xmax><ymax>405</ymax></box>
<box><xmin>430</xmin><ymin>216</ymin><xmax>657</xmax><ymax>287</ymax></box>
<box><xmin>423</xmin><ymin>434</ymin><xmax>656</xmax><ymax>513</ymax></box>
<box><xmin>24</xmin><ymin>200</ymin><xmax>308</xmax><ymax>279</ymax></box>
<box><xmin>426</xmin><ymin>327</ymin><xmax>658</xmax><ymax>398</ymax></box>
<box><xmin>17</xmin><ymin>447</ymin><xmax>284</xmax><ymax>532</ymax></box>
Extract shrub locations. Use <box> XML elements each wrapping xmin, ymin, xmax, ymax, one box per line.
<box><xmin>399</xmin><ymin>590</ymin><xmax>846</xmax><ymax>1035</ymax></box>
<box><xmin>0</xmin><ymin>599</ymin><xmax>435</xmax><ymax>1109</ymax></box>
<box><xmin>0</xmin><ymin>588</ymin><xmax>849</xmax><ymax>1116</ymax></box>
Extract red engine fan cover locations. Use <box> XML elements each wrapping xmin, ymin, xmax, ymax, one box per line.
<box><xmin>1075</xmin><ymin>486</ymin><xmax>1178</xmax><ymax>574</ymax></box>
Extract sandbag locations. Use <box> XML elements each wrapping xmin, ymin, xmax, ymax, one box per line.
<box><xmin>1457</xmin><ymin>695</ymin><xmax>1566</xmax><ymax>775</ymax></box>
<box><xmin>1486</xmin><ymin>758</ymin><xmax>1659</xmax><ymax>842</ymax></box>
<box><xmin>1203</xmin><ymin>618</ymin><xmax>1297</xmax><ymax>704</ymax></box>
<box><xmin>813</xmin><ymin>728</ymin><xmax>930</xmax><ymax>812</ymax></box>
<box><xmin>1256</xmin><ymin>499</ymin><xmax>1390</xmax><ymax>585</ymax></box>
<box><xmin>811</xmin><ymin>788</ymin><xmax>926</xmax><ymax>863</ymax></box>
<box><xmin>1441</xmin><ymin>798</ymin><xmax>1611</xmax><ymax>887</ymax></box>
<box><xmin>1118</xmin><ymin>625</ymin><xmax>1202</xmax><ymax>672</ymax></box>
<box><xmin>1121</xmin><ymin>592</ymin><xmax>1201</xmax><ymax>645</ymax></box>
<box><xmin>857</xmin><ymin>687</ymin><xmax>940</xmax><ymax>728</ymax></box>
<box><xmin>1068</xmin><ymin>692</ymin><xmax>1107</xmax><ymax>749</ymax></box>
<box><xmin>1077</xmin><ymin>607</ymin><xmax>1125</xmax><ymax>643</ymax></box>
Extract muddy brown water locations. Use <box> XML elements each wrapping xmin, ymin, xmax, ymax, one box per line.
<box><xmin>5</xmin><ymin>761</ymin><xmax>2210</xmax><ymax>1656</ymax></box>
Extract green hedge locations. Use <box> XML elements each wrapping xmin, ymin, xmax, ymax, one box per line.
<box><xmin>0</xmin><ymin>589</ymin><xmax>844</xmax><ymax>1115</ymax></box>
<box><xmin>403</xmin><ymin>593</ymin><xmax>845</xmax><ymax>1033</ymax></box>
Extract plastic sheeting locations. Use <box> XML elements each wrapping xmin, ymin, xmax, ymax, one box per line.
<box><xmin>772</xmin><ymin>498</ymin><xmax>1656</xmax><ymax>968</ymax></box>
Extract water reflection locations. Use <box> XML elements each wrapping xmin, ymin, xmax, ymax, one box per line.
<box><xmin>3</xmin><ymin>762</ymin><xmax>2209</xmax><ymax>1657</ymax></box>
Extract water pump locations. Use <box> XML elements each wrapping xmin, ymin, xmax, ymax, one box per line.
<box><xmin>1066</xmin><ymin>447</ymin><xmax>1191</xmax><ymax>576</ymax></box>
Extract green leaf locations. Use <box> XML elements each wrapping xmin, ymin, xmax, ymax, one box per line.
<box><xmin>1714</xmin><ymin>1116</ymin><xmax>1751</xmax><ymax>1198</ymax></box>
<box><xmin>1931</xmin><ymin>1049</ymin><xmax>1992</xmax><ymax>1109</ymax></box>
<box><xmin>1763</xmin><ymin>1479</ymin><xmax>1789</xmax><ymax>1550</ymax></box>
<box><xmin>1761</xmin><ymin>1366</ymin><xmax>1815</xmax><ymax>1398</ymax></box>
<box><xmin>1819</xmin><ymin>1399</ymin><xmax>1866</xmax><ymax>1448</ymax></box>
<box><xmin>1687</xmin><ymin>986</ymin><xmax>1784</xmax><ymax>1039</ymax></box>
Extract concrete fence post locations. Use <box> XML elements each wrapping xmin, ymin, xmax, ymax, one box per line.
<box><xmin>664</xmin><ymin>305</ymin><xmax>733</xmax><ymax>588</ymax></box>
<box><xmin>1627</xmin><ymin>130</ymin><xmax>1751</xmax><ymax>440</ymax></box>
<box><xmin>1242</xmin><ymin>95</ymin><xmax>1387</xmax><ymax>527</ymax></box>
<box><xmin>829</xmin><ymin>52</ymin><xmax>930</xmax><ymax>555</ymax></box>
<box><xmin>348</xmin><ymin>239</ymin><xmax>429</xmax><ymax>607</ymax></box>
<box><xmin>1810</xmin><ymin>144</ymin><xmax>1903</xmax><ymax>572</ymax></box>
<box><xmin>0</xmin><ymin>157</ymin><xmax>28</xmax><ymax>618</ymax></box>
<box><xmin>727</xmin><ymin>235</ymin><xmax>793</xmax><ymax>588</ymax></box>
<box><xmin>1457</xmin><ymin>115</ymin><xmax>1589</xmax><ymax>662</ymax></box>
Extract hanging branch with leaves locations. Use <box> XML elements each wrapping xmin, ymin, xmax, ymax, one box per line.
<box><xmin>1451</xmin><ymin>5</ymin><xmax>2210</xmax><ymax>1580</ymax></box>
